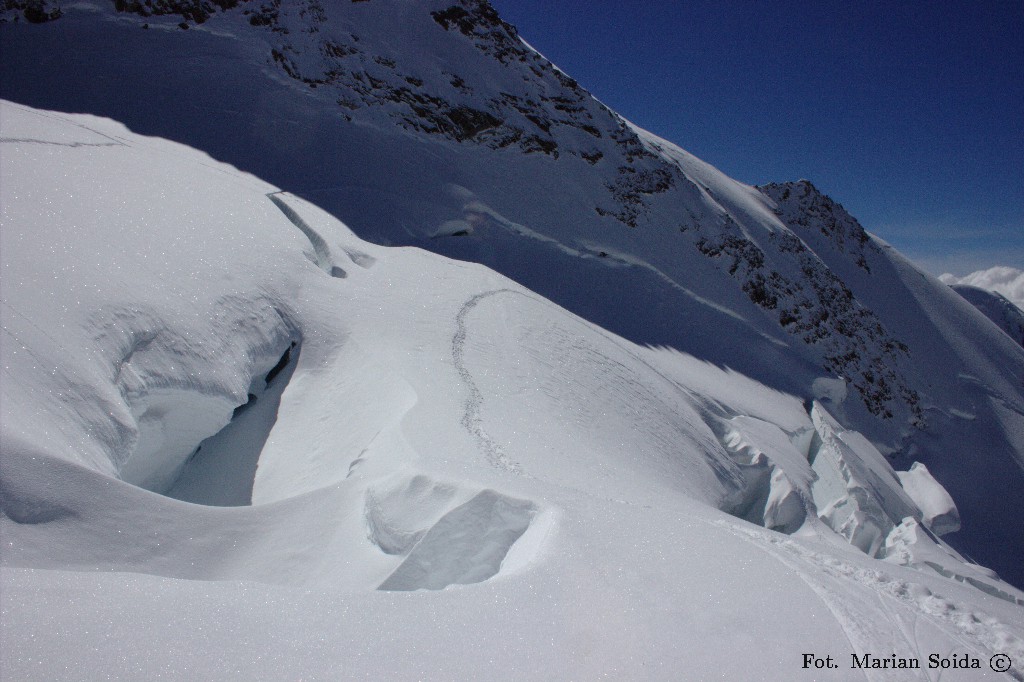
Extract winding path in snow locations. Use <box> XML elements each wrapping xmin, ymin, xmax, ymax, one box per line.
<box><xmin>452</xmin><ymin>289</ymin><xmax>524</xmax><ymax>475</ymax></box>
<box><xmin>451</xmin><ymin>286</ymin><xmax>735</xmax><ymax>484</ymax></box>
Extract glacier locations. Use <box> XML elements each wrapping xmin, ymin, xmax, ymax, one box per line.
<box><xmin>2</xmin><ymin>98</ymin><xmax>1022</xmax><ymax>681</ymax></box>
<box><xmin>2</xmin><ymin>0</ymin><xmax>1024</xmax><ymax>678</ymax></box>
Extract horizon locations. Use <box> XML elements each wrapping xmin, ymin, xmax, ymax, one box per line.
<box><xmin>490</xmin><ymin>0</ymin><xmax>1024</xmax><ymax>276</ymax></box>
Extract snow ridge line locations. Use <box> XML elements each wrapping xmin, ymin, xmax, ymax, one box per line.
<box><xmin>453</xmin><ymin>289</ymin><xmax>523</xmax><ymax>475</ymax></box>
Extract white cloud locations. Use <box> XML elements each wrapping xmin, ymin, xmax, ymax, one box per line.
<box><xmin>939</xmin><ymin>266</ymin><xmax>1024</xmax><ymax>310</ymax></box>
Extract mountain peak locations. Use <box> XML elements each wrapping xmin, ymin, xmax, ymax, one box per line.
<box><xmin>759</xmin><ymin>179</ymin><xmax>873</xmax><ymax>271</ymax></box>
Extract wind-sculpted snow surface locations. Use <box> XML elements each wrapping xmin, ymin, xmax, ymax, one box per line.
<box><xmin>3</xmin><ymin>0</ymin><xmax>1024</xmax><ymax>584</ymax></box>
<box><xmin>2</xmin><ymin>102</ymin><xmax>1023</xmax><ymax>679</ymax></box>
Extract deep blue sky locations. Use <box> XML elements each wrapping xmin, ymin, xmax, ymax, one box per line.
<box><xmin>490</xmin><ymin>0</ymin><xmax>1024</xmax><ymax>275</ymax></box>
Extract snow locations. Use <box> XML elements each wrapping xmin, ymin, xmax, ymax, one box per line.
<box><xmin>807</xmin><ymin>402</ymin><xmax>917</xmax><ymax>557</ymax></box>
<box><xmin>2</xmin><ymin>1</ymin><xmax>1024</xmax><ymax>676</ymax></box>
<box><xmin>4</xmin><ymin>3</ymin><xmax>1024</xmax><ymax>591</ymax></box>
<box><xmin>897</xmin><ymin>462</ymin><xmax>960</xmax><ymax>536</ymax></box>
<box><xmin>2</xmin><ymin>99</ymin><xmax>1024</xmax><ymax>679</ymax></box>
<box><xmin>941</xmin><ymin>266</ymin><xmax>1024</xmax><ymax>311</ymax></box>
<box><xmin>378</xmin><ymin>489</ymin><xmax>536</xmax><ymax>591</ymax></box>
<box><xmin>948</xmin><ymin>283</ymin><xmax>1024</xmax><ymax>349</ymax></box>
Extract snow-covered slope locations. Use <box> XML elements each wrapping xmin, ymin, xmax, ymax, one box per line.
<box><xmin>947</xmin><ymin>285</ymin><xmax>1024</xmax><ymax>349</ymax></box>
<box><xmin>940</xmin><ymin>267</ymin><xmax>1024</xmax><ymax>348</ymax></box>
<box><xmin>942</xmin><ymin>267</ymin><xmax>1024</xmax><ymax>312</ymax></box>
<box><xmin>3</xmin><ymin>98</ymin><xmax>1024</xmax><ymax>682</ymax></box>
<box><xmin>2</xmin><ymin>0</ymin><xmax>1022</xmax><ymax>587</ymax></box>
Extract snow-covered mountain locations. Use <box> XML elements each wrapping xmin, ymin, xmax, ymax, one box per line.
<box><xmin>3</xmin><ymin>0</ymin><xmax>1023</xmax><ymax>587</ymax></box>
<box><xmin>2</xmin><ymin>1</ymin><xmax>1024</xmax><ymax>677</ymax></box>
<box><xmin>3</xmin><ymin>96</ymin><xmax>1023</xmax><ymax>682</ymax></box>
